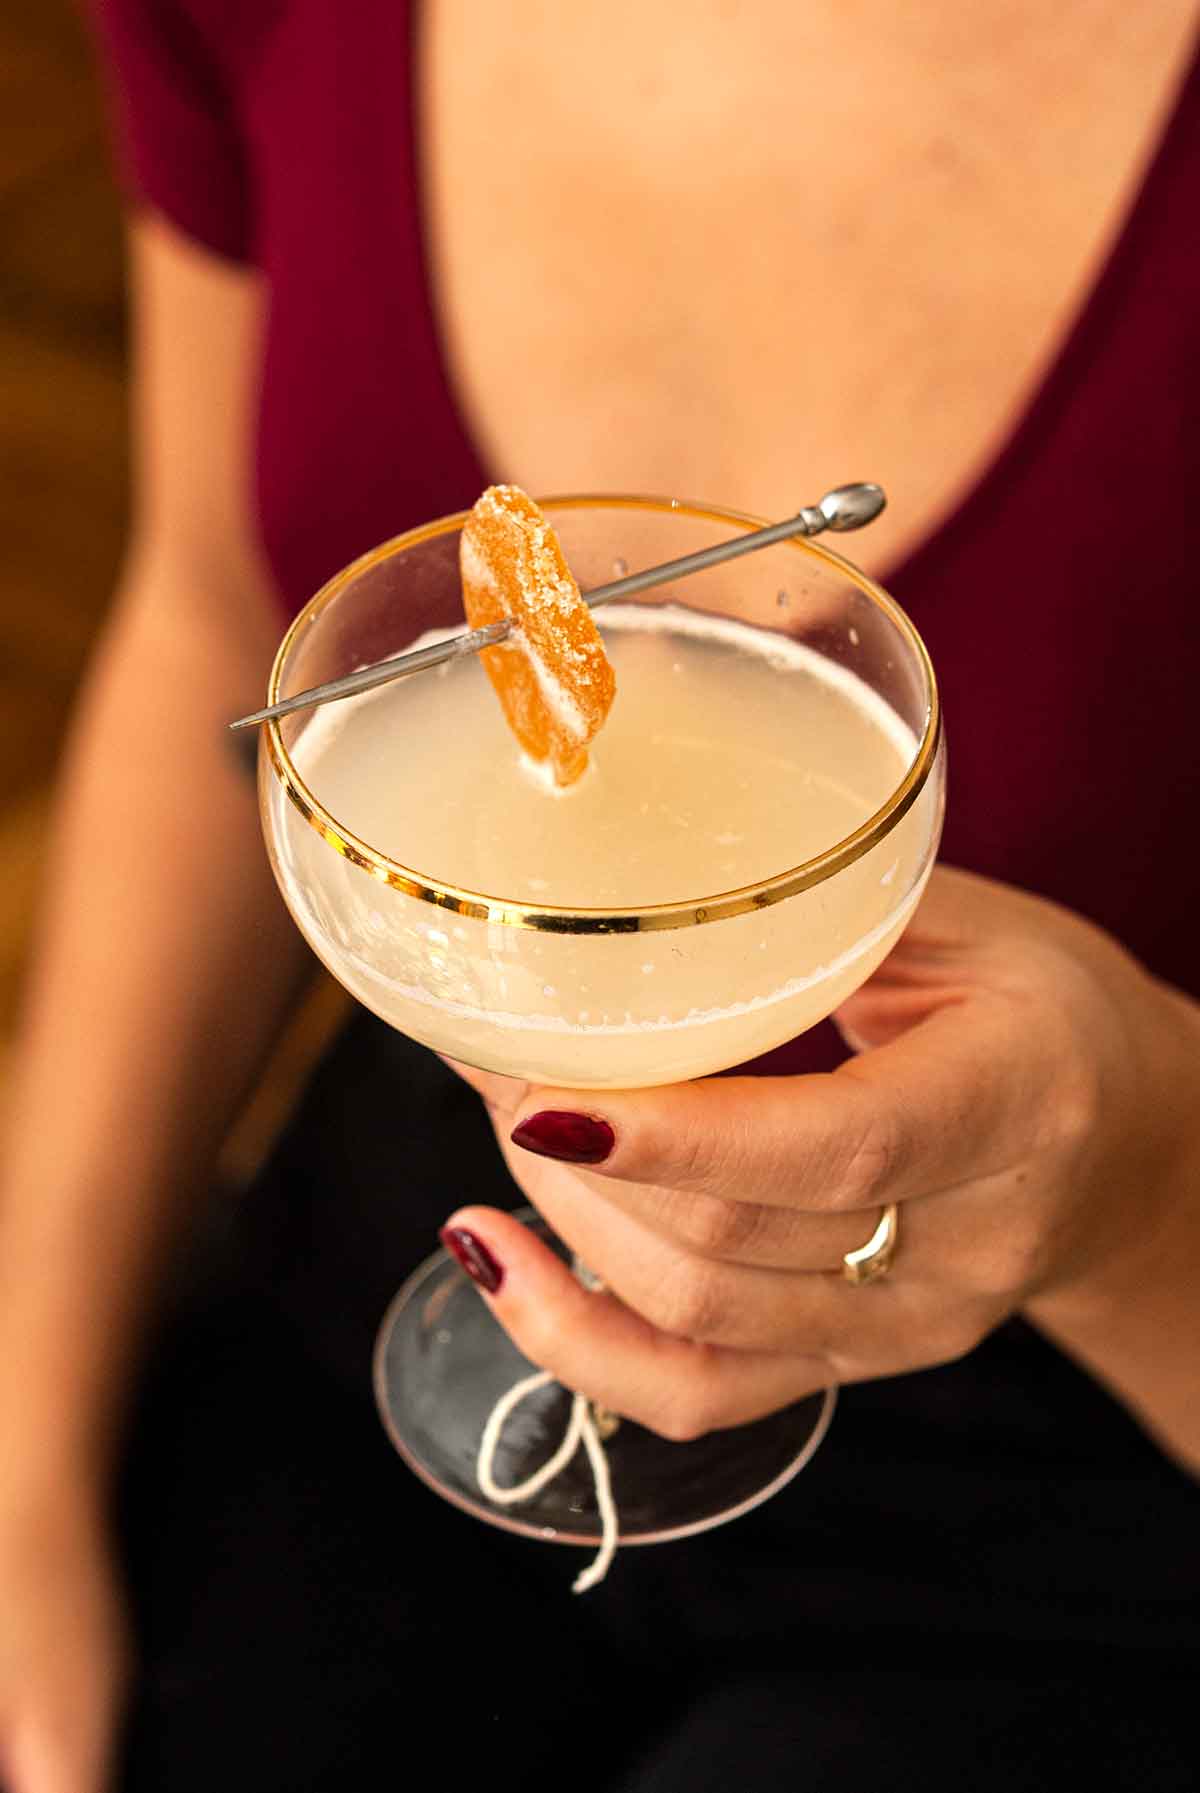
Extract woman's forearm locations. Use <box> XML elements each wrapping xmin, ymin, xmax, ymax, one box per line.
<box><xmin>0</xmin><ymin>554</ymin><xmax>310</xmax><ymax>1489</ymax></box>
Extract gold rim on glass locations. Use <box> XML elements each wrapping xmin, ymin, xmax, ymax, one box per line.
<box><xmin>264</xmin><ymin>495</ymin><xmax>941</xmax><ymax>935</ymax></box>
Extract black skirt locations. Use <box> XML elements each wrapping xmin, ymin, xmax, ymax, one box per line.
<box><xmin>115</xmin><ymin>1015</ymin><xmax>1199</xmax><ymax>1790</ymax></box>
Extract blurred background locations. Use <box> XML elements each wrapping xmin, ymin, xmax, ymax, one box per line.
<box><xmin>0</xmin><ymin>0</ymin><xmax>127</xmax><ymax>1107</ymax></box>
<box><xmin>0</xmin><ymin>0</ymin><xmax>342</xmax><ymax>1172</ymax></box>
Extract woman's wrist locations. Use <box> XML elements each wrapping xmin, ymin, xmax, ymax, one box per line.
<box><xmin>1034</xmin><ymin>973</ymin><xmax>1199</xmax><ymax>1307</ymax></box>
<box><xmin>1023</xmin><ymin>976</ymin><xmax>1200</xmax><ymax>1471</ymax></box>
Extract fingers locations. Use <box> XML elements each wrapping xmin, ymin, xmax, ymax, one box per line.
<box><xmin>443</xmin><ymin>1204</ymin><xmax>1001</xmax><ymax>1429</ymax></box>
<box><xmin>437</xmin><ymin>866</ymin><xmax>1084</xmax><ymax>1437</ymax></box>
<box><xmin>501</xmin><ymin>1177</ymin><xmax>853</xmax><ymax>1353</ymax></box>
<box><xmin>516</xmin><ymin>1147</ymin><xmax>896</xmax><ymax>1276</ymax></box>
<box><xmin>442</xmin><ymin>1205</ymin><xmax>832</xmax><ymax>1438</ymax></box>
<box><xmin>506</xmin><ymin>995</ymin><xmax>1037</xmax><ymax>1217</ymax></box>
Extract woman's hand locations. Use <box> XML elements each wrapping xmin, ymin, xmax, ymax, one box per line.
<box><xmin>443</xmin><ymin>867</ymin><xmax>1200</xmax><ymax>1454</ymax></box>
<box><xmin>0</xmin><ymin>1482</ymin><xmax>131</xmax><ymax>1793</ymax></box>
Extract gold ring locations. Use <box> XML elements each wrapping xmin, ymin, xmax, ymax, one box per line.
<box><xmin>842</xmin><ymin>1203</ymin><xmax>899</xmax><ymax>1286</ymax></box>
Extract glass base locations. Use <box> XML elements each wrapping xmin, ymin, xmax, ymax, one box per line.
<box><xmin>373</xmin><ymin>1213</ymin><xmax>836</xmax><ymax>1547</ymax></box>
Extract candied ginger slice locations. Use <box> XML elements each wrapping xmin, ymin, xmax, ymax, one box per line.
<box><xmin>460</xmin><ymin>485</ymin><xmax>616</xmax><ymax>786</ymax></box>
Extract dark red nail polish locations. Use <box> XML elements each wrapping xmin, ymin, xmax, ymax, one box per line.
<box><xmin>510</xmin><ymin>1110</ymin><xmax>615</xmax><ymax>1165</ymax></box>
<box><xmin>440</xmin><ymin>1227</ymin><xmax>505</xmax><ymax>1294</ymax></box>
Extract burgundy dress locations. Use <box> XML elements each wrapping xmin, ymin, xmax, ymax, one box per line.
<box><xmin>90</xmin><ymin>6</ymin><xmax>1200</xmax><ymax>1790</ymax></box>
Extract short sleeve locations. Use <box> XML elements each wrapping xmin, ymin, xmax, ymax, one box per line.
<box><xmin>87</xmin><ymin>0</ymin><xmax>252</xmax><ymax>262</ymax></box>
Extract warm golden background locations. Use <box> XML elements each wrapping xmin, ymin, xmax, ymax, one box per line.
<box><xmin>0</xmin><ymin>0</ymin><xmax>128</xmax><ymax>1082</ymax></box>
<box><xmin>0</xmin><ymin>0</ymin><xmax>342</xmax><ymax>1170</ymax></box>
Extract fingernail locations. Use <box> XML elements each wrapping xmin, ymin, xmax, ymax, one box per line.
<box><xmin>510</xmin><ymin>1110</ymin><xmax>615</xmax><ymax>1165</ymax></box>
<box><xmin>440</xmin><ymin>1226</ymin><xmax>505</xmax><ymax>1294</ymax></box>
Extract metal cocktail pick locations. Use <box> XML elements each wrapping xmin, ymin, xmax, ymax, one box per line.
<box><xmin>228</xmin><ymin>483</ymin><xmax>886</xmax><ymax>732</ymax></box>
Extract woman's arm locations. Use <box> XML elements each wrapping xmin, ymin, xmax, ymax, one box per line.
<box><xmin>0</xmin><ymin>215</ymin><xmax>309</xmax><ymax>1791</ymax></box>
<box><xmin>0</xmin><ymin>215</ymin><xmax>309</xmax><ymax>1485</ymax></box>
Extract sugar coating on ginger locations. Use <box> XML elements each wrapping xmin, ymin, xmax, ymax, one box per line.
<box><xmin>460</xmin><ymin>485</ymin><xmax>616</xmax><ymax>786</ymax></box>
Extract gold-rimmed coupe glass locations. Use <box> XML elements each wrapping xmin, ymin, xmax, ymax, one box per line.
<box><xmin>259</xmin><ymin>496</ymin><xmax>945</xmax><ymax>1557</ymax></box>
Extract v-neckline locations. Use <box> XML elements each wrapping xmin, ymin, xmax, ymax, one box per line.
<box><xmin>880</xmin><ymin>21</ymin><xmax>1200</xmax><ymax>597</ymax></box>
<box><xmin>406</xmin><ymin>9</ymin><xmax>1200</xmax><ymax>595</ymax></box>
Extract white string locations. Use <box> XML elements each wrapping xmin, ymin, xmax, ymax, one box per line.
<box><xmin>476</xmin><ymin>1369</ymin><xmax>619</xmax><ymax>1593</ymax></box>
<box><xmin>477</xmin><ymin>1370</ymin><xmax>582</xmax><ymax>1504</ymax></box>
<box><xmin>571</xmin><ymin>1402</ymin><xmax>618</xmax><ymax>1593</ymax></box>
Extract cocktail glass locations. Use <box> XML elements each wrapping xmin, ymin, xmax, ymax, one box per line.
<box><xmin>259</xmin><ymin>496</ymin><xmax>944</xmax><ymax>1560</ymax></box>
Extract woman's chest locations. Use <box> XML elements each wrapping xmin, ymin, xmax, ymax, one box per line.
<box><xmin>249</xmin><ymin>0</ymin><xmax>1198</xmax><ymax>981</ymax></box>
<box><xmin>420</xmin><ymin>2</ymin><xmax>1196</xmax><ymax>577</ymax></box>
